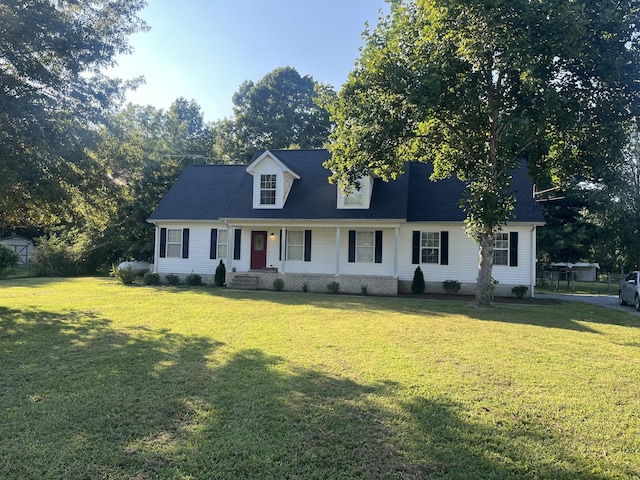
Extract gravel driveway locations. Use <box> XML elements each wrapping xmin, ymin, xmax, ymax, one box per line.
<box><xmin>536</xmin><ymin>292</ymin><xmax>640</xmax><ymax>315</ymax></box>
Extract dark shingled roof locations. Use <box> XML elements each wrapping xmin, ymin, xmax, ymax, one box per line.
<box><xmin>148</xmin><ymin>149</ymin><xmax>544</xmax><ymax>224</ymax></box>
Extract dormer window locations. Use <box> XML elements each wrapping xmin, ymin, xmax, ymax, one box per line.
<box><xmin>344</xmin><ymin>189</ymin><xmax>363</xmax><ymax>206</ymax></box>
<box><xmin>338</xmin><ymin>176</ymin><xmax>374</xmax><ymax>209</ymax></box>
<box><xmin>247</xmin><ymin>150</ymin><xmax>300</xmax><ymax>209</ymax></box>
<box><xmin>260</xmin><ymin>174</ymin><xmax>277</xmax><ymax>205</ymax></box>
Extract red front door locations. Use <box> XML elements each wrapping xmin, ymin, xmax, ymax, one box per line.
<box><xmin>250</xmin><ymin>231</ymin><xmax>267</xmax><ymax>270</ymax></box>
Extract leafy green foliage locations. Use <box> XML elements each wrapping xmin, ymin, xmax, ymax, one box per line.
<box><xmin>185</xmin><ymin>273</ymin><xmax>203</xmax><ymax>287</ymax></box>
<box><xmin>33</xmin><ymin>235</ymin><xmax>79</xmax><ymax>277</ymax></box>
<box><xmin>411</xmin><ymin>266</ymin><xmax>425</xmax><ymax>294</ymax></box>
<box><xmin>320</xmin><ymin>0</ymin><xmax>640</xmax><ymax>305</ymax></box>
<box><xmin>0</xmin><ymin>0</ymin><xmax>147</xmax><ymax>228</ymax></box>
<box><xmin>272</xmin><ymin>278</ymin><xmax>285</xmax><ymax>291</ymax></box>
<box><xmin>442</xmin><ymin>280</ymin><xmax>461</xmax><ymax>295</ymax></box>
<box><xmin>0</xmin><ymin>245</ymin><xmax>20</xmax><ymax>277</ymax></box>
<box><xmin>213</xmin><ymin>67</ymin><xmax>332</xmax><ymax>162</ymax></box>
<box><xmin>214</xmin><ymin>260</ymin><xmax>226</xmax><ymax>287</ymax></box>
<box><xmin>511</xmin><ymin>285</ymin><xmax>529</xmax><ymax>299</ymax></box>
<box><xmin>327</xmin><ymin>281</ymin><xmax>341</xmax><ymax>294</ymax></box>
<box><xmin>165</xmin><ymin>274</ymin><xmax>180</xmax><ymax>286</ymax></box>
<box><xmin>111</xmin><ymin>265</ymin><xmax>138</xmax><ymax>285</ymax></box>
<box><xmin>142</xmin><ymin>272</ymin><xmax>160</xmax><ymax>286</ymax></box>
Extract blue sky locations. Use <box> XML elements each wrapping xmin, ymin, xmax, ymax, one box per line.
<box><xmin>107</xmin><ymin>0</ymin><xmax>389</xmax><ymax>122</ymax></box>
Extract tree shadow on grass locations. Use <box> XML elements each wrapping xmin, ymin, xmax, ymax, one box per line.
<box><xmin>0</xmin><ymin>305</ymin><xmax>223</xmax><ymax>478</ymax></box>
<box><xmin>1</xmin><ymin>305</ymin><xmax>633</xmax><ymax>479</ymax></box>
<box><xmin>168</xmin><ymin>286</ymin><xmax>635</xmax><ymax>332</ymax></box>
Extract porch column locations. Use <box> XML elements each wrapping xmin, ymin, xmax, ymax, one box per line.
<box><xmin>227</xmin><ymin>223</ymin><xmax>236</xmax><ymax>275</ymax></box>
<box><xmin>335</xmin><ymin>227</ymin><xmax>341</xmax><ymax>276</ymax></box>
<box><xmin>280</xmin><ymin>227</ymin><xmax>287</xmax><ymax>274</ymax></box>
<box><xmin>153</xmin><ymin>225</ymin><xmax>159</xmax><ymax>273</ymax></box>
<box><xmin>394</xmin><ymin>227</ymin><xmax>399</xmax><ymax>278</ymax></box>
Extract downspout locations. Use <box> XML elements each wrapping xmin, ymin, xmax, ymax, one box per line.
<box><xmin>531</xmin><ymin>225</ymin><xmax>536</xmax><ymax>298</ymax></box>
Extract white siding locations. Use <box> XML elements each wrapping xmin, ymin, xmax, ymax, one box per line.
<box><xmin>154</xmin><ymin>222</ymin><xmax>537</xmax><ymax>291</ymax></box>
<box><xmin>397</xmin><ymin>224</ymin><xmax>535</xmax><ymax>285</ymax></box>
<box><xmin>155</xmin><ymin>222</ymin><xmax>230</xmax><ymax>276</ymax></box>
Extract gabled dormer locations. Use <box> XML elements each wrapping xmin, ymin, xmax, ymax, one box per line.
<box><xmin>337</xmin><ymin>175</ymin><xmax>374</xmax><ymax>209</ymax></box>
<box><xmin>246</xmin><ymin>150</ymin><xmax>300</xmax><ymax>209</ymax></box>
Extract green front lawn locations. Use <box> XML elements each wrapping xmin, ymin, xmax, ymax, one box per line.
<box><xmin>1</xmin><ymin>278</ymin><xmax>638</xmax><ymax>479</ymax></box>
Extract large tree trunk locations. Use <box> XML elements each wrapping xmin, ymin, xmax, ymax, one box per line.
<box><xmin>475</xmin><ymin>231</ymin><xmax>495</xmax><ymax>307</ymax></box>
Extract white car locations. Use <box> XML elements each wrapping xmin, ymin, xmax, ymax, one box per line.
<box><xmin>618</xmin><ymin>271</ymin><xmax>640</xmax><ymax>311</ymax></box>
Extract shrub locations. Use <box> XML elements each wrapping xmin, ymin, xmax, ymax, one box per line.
<box><xmin>327</xmin><ymin>281</ymin><xmax>340</xmax><ymax>294</ymax></box>
<box><xmin>302</xmin><ymin>282</ymin><xmax>309</xmax><ymax>293</ymax></box>
<box><xmin>411</xmin><ymin>266</ymin><xmax>425</xmax><ymax>294</ymax></box>
<box><xmin>33</xmin><ymin>234</ymin><xmax>78</xmax><ymax>277</ymax></box>
<box><xmin>442</xmin><ymin>279</ymin><xmax>461</xmax><ymax>294</ymax></box>
<box><xmin>143</xmin><ymin>272</ymin><xmax>160</xmax><ymax>285</ymax></box>
<box><xmin>185</xmin><ymin>273</ymin><xmax>203</xmax><ymax>286</ymax></box>
<box><xmin>361</xmin><ymin>284</ymin><xmax>368</xmax><ymax>296</ymax></box>
<box><xmin>273</xmin><ymin>278</ymin><xmax>285</xmax><ymax>291</ymax></box>
<box><xmin>165</xmin><ymin>274</ymin><xmax>180</xmax><ymax>286</ymax></box>
<box><xmin>512</xmin><ymin>285</ymin><xmax>529</xmax><ymax>299</ymax></box>
<box><xmin>0</xmin><ymin>244</ymin><xmax>20</xmax><ymax>277</ymax></box>
<box><xmin>214</xmin><ymin>260</ymin><xmax>226</xmax><ymax>287</ymax></box>
<box><xmin>111</xmin><ymin>265</ymin><xmax>138</xmax><ymax>285</ymax></box>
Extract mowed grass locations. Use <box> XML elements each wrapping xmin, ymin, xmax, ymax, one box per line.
<box><xmin>1</xmin><ymin>278</ymin><xmax>639</xmax><ymax>479</ymax></box>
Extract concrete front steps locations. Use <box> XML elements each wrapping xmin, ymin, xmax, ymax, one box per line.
<box><xmin>228</xmin><ymin>274</ymin><xmax>259</xmax><ymax>290</ymax></box>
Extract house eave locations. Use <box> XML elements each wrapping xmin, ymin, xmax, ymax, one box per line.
<box><xmin>220</xmin><ymin>218</ymin><xmax>406</xmax><ymax>228</ymax></box>
<box><xmin>245</xmin><ymin>149</ymin><xmax>301</xmax><ymax>179</ymax></box>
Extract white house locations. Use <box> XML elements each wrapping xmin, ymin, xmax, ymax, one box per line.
<box><xmin>148</xmin><ymin>149</ymin><xmax>545</xmax><ymax>296</ymax></box>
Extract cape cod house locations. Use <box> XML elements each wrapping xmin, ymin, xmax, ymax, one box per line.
<box><xmin>148</xmin><ymin>149</ymin><xmax>545</xmax><ymax>296</ymax></box>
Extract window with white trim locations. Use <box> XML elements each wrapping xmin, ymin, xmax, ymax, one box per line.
<box><xmin>260</xmin><ymin>174</ymin><xmax>277</xmax><ymax>205</ymax></box>
<box><xmin>344</xmin><ymin>189</ymin><xmax>363</xmax><ymax>205</ymax></box>
<box><xmin>356</xmin><ymin>231</ymin><xmax>374</xmax><ymax>263</ymax></box>
<box><xmin>218</xmin><ymin>230</ymin><xmax>228</xmax><ymax>259</ymax></box>
<box><xmin>494</xmin><ymin>232</ymin><xmax>509</xmax><ymax>265</ymax></box>
<box><xmin>286</xmin><ymin>231</ymin><xmax>304</xmax><ymax>261</ymax></box>
<box><xmin>421</xmin><ymin>232</ymin><xmax>440</xmax><ymax>263</ymax></box>
<box><xmin>166</xmin><ymin>229</ymin><xmax>182</xmax><ymax>258</ymax></box>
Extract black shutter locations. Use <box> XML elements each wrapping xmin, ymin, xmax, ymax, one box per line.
<box><xmin>375</xmin><ymin>230</ymin><xmax>383</xmax><ymax>263</ymax></box>
<box><xmin>159</xmin><ymin>228</ymin><xmax>167</xmax><ymax>258</ymax></box>
<box><xmin>412</xmin><ymin>231</ymin><xmax>420</xmax><ymax>264</ymax></box>
<box><xmin>182</xmin><ymin>228</ymin><xmax>190</xmax><ymax>258</ymax></box>
<box><xmin>210</xmin><ymin>229</ymin><xmax>218</xmax><ymax>259</ymax></box>
<box><xmin>304</xmin><ymin>230</ymin><xmax>312</xmax><ymax>262</ymax></box>
<box><xmin>509</xmin><ymin>232</ymin><xmax>518</xmax><ymax>267</ymax></box>
<box><xmin>233</xmin><ymin>229</ymin><xmax>241</xmax><ymax>260</ymax></box>
<box><xmin>348</xmin><ymin>230</ymin><xmax>356</xmax><ymax>263</ymax></box>
<box><xmin>440</xmin><ymin>231</ymin><xmax>449</xmax><ymax>265</ymax></box>
<box><xmin>279</xmin><ymin>229</ymin><xmax>283</xmax><ymax>261</ymax></box>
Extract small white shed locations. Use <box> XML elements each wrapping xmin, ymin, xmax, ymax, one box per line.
<box><xmin>0</xmin><ymin>235</ymin><xmax>36</xmax><ymax>266</ymax></box>
<box><xmin>550</xmin><ymin>262</ymin><xmax>600</xmax><ymax>282</ymax></box>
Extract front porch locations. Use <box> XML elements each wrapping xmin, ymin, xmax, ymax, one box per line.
<box><xmin>227</xmin><ymin>271</ymin><xmax>399</xmax><ymax>296</ymax></box>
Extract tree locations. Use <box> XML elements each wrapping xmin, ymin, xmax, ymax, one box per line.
<box><xmin>0</xmin><ymin>0</ymin><xmax>148</xmax><ymax>228</ymax></box>
<box><xmin>213</xmin><ymin>67</ymin><xmax>332</xmax><ymax>162</ymax></box>
<box><xmin>320</xmin><ymin>0</ymin><xmax>640</xmax><ymax>306</ymax></box>
<box><xmin>0</xmin><ymin>244</ymin><xmax>20</xmax><ymax>277</ymax></box>
<box><xmin>585</xmin><ymin>126</ymin><xmax>640</xmax><ymax>271</ymax></box>
<box><xmin>87</xmin><ymin>99</ymin><xmax>214</xmax><ymax>266</ymax></box>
